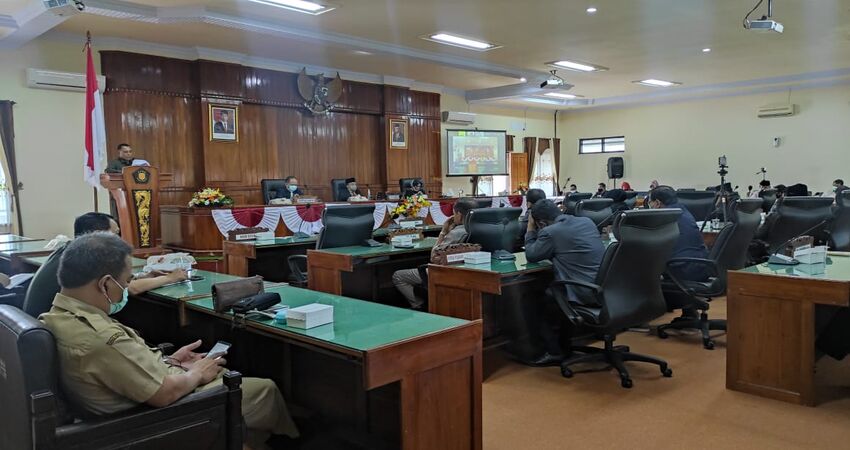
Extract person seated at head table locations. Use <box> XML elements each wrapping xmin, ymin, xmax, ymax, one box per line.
<box><xmin>832</xmin><ymin>179</ymin><xmax>847</xmax><ymax>198</ymax></box>
<box><xmin>602</xmin><ymin>188</ymin><xmax>630</xmax><ymax>213</ymax></box>
<box><xmin>279</xmin><ymin>175</ymin><xmax>304</xmax><ymax>200</ymax></box>
<box><xmin>339</xmin><ymin>177</ymin><xmax>366</xmax><ymax>201</ymax></box>
<box><xmin>38</xmin><ymin>232</ymin><xmax>298</xmax><ymax>449</ymax></box>
<box><xmin>647</xmin><ymin>186</ymin><xmax>710</xmax><ymax>319</ymax></box>
<box><xmin>749</xmin><ymin>179</ymin><xmax>771</xmax><ymax>198</ymax></box>
<box><xmin>593</xmin><ymin>182</ymin><xmax>607</xmax><ymax>198</ymax></box>
<box><xmin>649</xmin><ymin>179</ymin><xmax>660</xmax><ymax>190</ymax></box>
<box><xmin>105</xmin><ymin>143</ymin><xmax>149</xmax><ymax>173</ymax></box>
<box><xmin>620</xmin><ymin>181</ymin><xmax>632</xmax><ymax>191</ymax></box>
<box><xmin>403</xmin><ymin>179</ymin><xmax>426</xmax><ymax>198</ymax></box>
<box><xmin>391</xmin><ymin>197</ymin><xmax>477</xmax><ymax>310</ymax></box>
<box><xmin>523</xmin><ymin>199</ymin><xmax>605</xmax><ymax>366</ymax></box>
<box><xmin>28</xmin><ymin>213</ymin><xmax>189</xmax><ymax>314</ymax></box>
<box><xmin>568</xmin><ymin>184</ymin><xmax>578</xmax><ymax>194</ymax></box>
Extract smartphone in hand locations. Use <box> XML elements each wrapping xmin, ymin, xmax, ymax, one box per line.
<box><xmin>204</xmin><ymin>341</ymin><xmax>231</xmax><ymax>359</ymax></box>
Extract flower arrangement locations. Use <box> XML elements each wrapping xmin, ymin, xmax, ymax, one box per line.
<box><xmin>392</xmin><ymin>194</ymin><xmax>431</xmax><ymax>219</ymax></box>
<box><xmin>188</xmin><ymin>187</ymin><xmax>234</xmax><ymax>207</ymax></box>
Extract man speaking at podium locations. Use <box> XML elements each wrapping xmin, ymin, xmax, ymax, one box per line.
<box><xmin>105</xmin><ymin>143</ymin><xmax>149</xmax><ymax>173</ymax></box>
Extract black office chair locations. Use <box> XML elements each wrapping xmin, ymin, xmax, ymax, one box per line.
<box><xmin>22</xmin><ymin>246</ymin><xmax>65</xmax><ymax>317</ymax></box>
<box><xmin>624</xmin><ymin>191</ymin><xmax>639</xmax><ymax>209</ymax></box>
<box><xmin>464</xmin><ymin>207</ymin><xmax>522</xmax><ymax>257</ymax></box>
<box><xmin>473</xmin><ymin>198</ymin><xmax>493</xmax><ymax>209</ymax></box>
<box><xmin>759</xmin><ymin>189</ymin><xmax>778</xmax><ymax>212</ymax></box>
<box><xmin>0</xmin><ymin>305</ymin><xmax>243</xmax><ymax>450</ymax></box>
<box><xmin>657</xmin><ymin>199</ymin><xmax>763</xmax><ymax>349</ymax></box>
<box><xmin>603</xmin><ymin>189</ymin><xmax>629</xmax><ymax>214</ymax></box>
<box><xmin>564</xmin><ymin>193</ymin><xmax>592</xmax><ymax>215</ymax></box>
<box><xmin>829</xmin><ymin>191</ymin><xmax>850</xmax><ymax>251</ymax></box>
<box><xmin>287</xmin><ymin>204</ymin><xmax>376</xmax><ymax>285</ymax></box>
<box><xmin>551</xmin><ymin>209</ymin><xmax>682</xmax><ymax>388</ymax></box>
<box><xmin>260</xmin><ymin>179</ymin><xmax>288</xmax><ymax>204</ymax></box>
<box><xmin>330</xmin><ymin>178</ymin><xmax>348</xmax><ymax>201</ymax></box>
<box><xmin>399</xmin><ymin>177</ymin><xmax>423</xmax><ymax>195</ymax></box>
<box><xmin>756</xmin><ymin>196</ymin><xmax>835</xmax><ymax>254</ymax></box>
<box><xmin>676</xmin><ymin>190</ymin><xmax>717</xmax><ymax>222</ymax></box>
<box><xmin>575</xmin><ymin>198</ymin><xmax>614</xmax><ymax>230</ymax></box>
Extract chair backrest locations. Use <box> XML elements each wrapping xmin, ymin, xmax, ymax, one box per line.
<box><xmin>830</xmin><ymin>191</ymin><xmax>850</xmax><ymax>251</ymax></box>
<box><xmin>464</xmin><ymin>207</ymin><xmax>522</xmax><ymax>252</ymax></box>
<box><xmin>762</xmin><ymin>196</ymin><xmax>835</xmax><ymax>253</ymax></box>
<box><xmin>595</xmin><ymin>209</ymin><xmax>682</xmax><ymax>330</ymax></box>
<box><xmin>707</xmin><ymin>199</ymin><xmax>763</xmax><ymax>287</ymax></box>
<box><xmin>0</xmin><ymin>305</ymin><xmax>59</xmax><ymax>450</ymax></box>
<box><xmin>624</xmin><ymin>191</ymin><xmax>639</xmax><ymax>209</ymax></box>
<box><xmin>565</xmin><ymin>192</ymin><xmax>592</xmax><ymax>215</ymax></box>
<box><xmin>316</xmin><ymin>204</ymin><xmax>375</xmax><ymax>249</ymax></box>
<box><xmin>330</xmin><ymin>178</ymin><xmax>348</xmax><ymax>201</ymax></box>
<box><xmin>473</xmin><ymin>198</ymin><xmax>493</xmax><ymax>209</ymax></box>
<box><xmin>399</xmin><ymin>177</ymin><xmax>423</xmax><ymax>194</ymax></box>
<box><xmin>575</xmin><ymin>198</ymin><xmax>614</xmax><ymax>228</ymax></box>
<box><xmin>23</xmin><ymin>246</ymin><xmax>65</xmax><ymax>318</ymax></box>
<box><xmin>675</xmin><ymin>190</ymin><xmax>717</xmax><ymax>222</ymax></box>
<box><xmin>260</xmin><ymin>179</ymin><xmax>288</xmax><ymax>204</ymax></box>
<box><xmin>759</xmin><ymin>189</ymin><xmax>778</xmax><ymax>212</ymax></box>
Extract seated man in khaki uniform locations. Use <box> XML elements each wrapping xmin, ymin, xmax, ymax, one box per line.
<box><xmin>39</xmin><ymin>232</ymin><xmax>298</xmax><ymax>449</ymax></box>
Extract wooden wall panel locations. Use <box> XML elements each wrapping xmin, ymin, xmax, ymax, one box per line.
<box><xmin>101</xmin><ymin>52</ymin><xmax>442</xmax><ymax>204</ymax></box>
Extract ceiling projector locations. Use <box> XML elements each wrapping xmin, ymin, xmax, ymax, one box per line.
<box><xmin>43</xmin><ymin>0</ymin><xmax>85</xmax><ymax>17</ymax></box>
<box><xmin>745</xmin><ymin>18</ymin><xmax>784</xmax><ymax>33</ymax></box>
<box><xmin>540</xmin><ymin>70</ymin><xmax>573</xmax><ymax>90</ymax></box>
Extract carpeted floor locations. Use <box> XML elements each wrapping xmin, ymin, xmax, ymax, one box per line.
<box><xmin>482</xmin><ymin>298</ymin><xmax>850</xmax><ymax>449</ymax></box>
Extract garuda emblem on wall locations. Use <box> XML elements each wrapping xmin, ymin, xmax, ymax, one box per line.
<box><xmin>296</xmin><ymin>68</ymin><xmax>343</xmax><ymax>114</ymax></box>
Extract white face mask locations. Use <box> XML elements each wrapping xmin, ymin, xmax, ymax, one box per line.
<box><xmin>288</xmin><ymin>184</ymin><xmax>298</xmax><ymax>192</ymax></box>
<box><xmin>349</xmin><ymin>184</ymin><xmax>357</xmax><ymax>192</ymax></box>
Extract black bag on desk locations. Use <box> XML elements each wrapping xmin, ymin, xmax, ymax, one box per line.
<box><xmin>231</xmin><ymin>292</ymin><xmax>281</xmax><ymax>314</ymax></box>
<box><xmin>212</xmin><ymin>276</ymin><xmax>264</xmax><ymax>312</ymax></box>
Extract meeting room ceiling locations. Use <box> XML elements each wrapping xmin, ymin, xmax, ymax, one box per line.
<box><xmin>4</xmin><ymin>0</ymin><xmax>850</xmax><ymax>109</ymax></box>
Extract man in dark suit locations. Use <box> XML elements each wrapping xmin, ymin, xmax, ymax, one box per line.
<box><xmin>214</xmin><ymin>111</ymin><xmax>232</xmax><ymax>134</ymax></box>
<box><xmin>276</xmin><ymin>175</ymin><xmax>303</xmax><ymax>200</ymax></box>
<box><xmin>647</xmin><ymin>186</ymin><xmax>709</xmax><ymax>318</ymax></box>
<box><xmin>338</xmin><ymin>177</ymin><xmax>364</xmax><ymax>201</ymax></box>
<box><xmin>524</xmin><ymin>199</ymin><xmax>605</xmax><ymax>365</ymax></box>
<box><xmin>403</xmin><ymin>179</ymin><xmax>425</xmax><ymax>198</ymax></box>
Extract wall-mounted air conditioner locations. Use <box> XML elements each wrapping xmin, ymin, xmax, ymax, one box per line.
<box><xmin>26</xmin><ymin>68</ymin><xmax>106</xmax><ymax>92</ymax></box>
<box><xmin>441</xmin><ymin>111</ymin><xmax>476</xmax><ymax>126</ymax></box>
<box><xmin>757</xmin><ymin>103</ymin><xmax>795</xmax><ymax>118</ymax></box>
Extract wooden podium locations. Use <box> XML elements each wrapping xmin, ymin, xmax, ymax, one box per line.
<box><xmin>100</xmin><ymin>167</ymin><xmax>172</xmax><ymax>254</ymax></box>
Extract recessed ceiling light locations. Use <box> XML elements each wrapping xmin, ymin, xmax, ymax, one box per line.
<box><xmin>544</xmin><ymin>92</ymin><xmax>580</xmax><ymax>99</ymax></box>
<box><xmin>548</xmin><ymin>60</ymin><xmax>609</xmax><ymax>73</ymax></box>
<box><xmin>248</xmin><ymin>0</ymin><xmax>335</xmax><ymax>15</ymax></box>
<box><xmin>519</xmin><ymin>77</ymin><xmax>527</xmax><ymax>82</ymax></box>
<box><xmin>702</xmin><ymin>48</ymin><xmax>712</xmax><ymax>53</ymax></box>
<box><xmin>633</xmin><ymin>79</ymin><xmax>682</xmax><ymax>87</ymax></box>
<box><xmin>421</xmin><ymin>33</ymin><xmax>501</xmax><ymax>51</ymax></box>
<box><xmin>586</xmin><ymin>7</ymin><xmax>598</xmax><ymax>14</ymax></box>
<box><xmin>352</xmin><ymin>50</ymin><xmax>373</xmax><ymax>55</ymax></box>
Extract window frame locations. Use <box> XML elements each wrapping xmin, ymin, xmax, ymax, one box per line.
<box><xmin>579</xmin><ymin>136</ymin><xmax>625</xmax><ymax>154</ymax></box>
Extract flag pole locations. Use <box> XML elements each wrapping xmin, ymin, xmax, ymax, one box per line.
<box><xmin>85</xmin><ymin>31</ymin><xmax>100</xmax><ymax>212</ymax></box>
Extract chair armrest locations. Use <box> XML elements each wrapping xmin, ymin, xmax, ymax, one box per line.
<box><xmin>549</xmin><ymin>279</ymin><xmax>603</xmax><ymax>326</ymax></box>
<box><xmin>666</xmin><ymin>257</ymin><xmax>719</xmax><ymax>278</ymax></box>
<box><xmin>54</xmin><ymin>372</ymin><xmax>242</xmax><ymax>450</ymax></box>
<box><xmin>287</xmin><ymin>255</ymin><xmax>308</xmax><ymax>283</ymax></box>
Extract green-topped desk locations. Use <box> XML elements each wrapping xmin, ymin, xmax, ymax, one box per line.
<box><xmin>0</xmin><ymin>234</ymin><xmax>43</xmax><ymax>244</ymax></box>
<box><xmin>124</xmin><ymin>270</ymin><xmax>482</xmax><ymax>449</ymax></box>
<box><xmin>223</xmin><ymin>226</ymin><xmax>443</xmax><ymax>281</ymax></box>
<box><xmin>19</xmin><ymin>254</ymin><xmax>148</xmax><ymax>272</ymax></box>
<box><xmin>308</xmin><ymin>237</ymin><xmax>437</xmax><ymax>302</ymax></box>
<box><xmin>428</xmin><ymin>253</ymin><xmax>552</xmax><ymax>321</ymax></box>
<box><xmin>727</xmin><ymin>256</ymin><xmax>850</xmax><ymax>406</ymax></box>
<box><xmin>0</xmin><ymin>240</ymin><xmax>56</xmax><ymax>273</ymax></box>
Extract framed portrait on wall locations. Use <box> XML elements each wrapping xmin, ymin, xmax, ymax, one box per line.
<box><xmin>209</xmin><ymin>104</ymin><xmax>239</xmax><ymax>142</ymax></box>
<box><xmin>388</xmin><ymin>117</ymin><xmax>408</xmax><ymax>149</ymax></box>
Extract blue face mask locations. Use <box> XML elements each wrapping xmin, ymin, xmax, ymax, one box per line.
<box><xmin>288</xmin><ymin>184</ymin><xmax>298</xmax><ymax>192</ymax></box>
<box><xmin>104</xmin><ymin>277</ymin><xmax>129</xmax><ymax>315</ymax></box>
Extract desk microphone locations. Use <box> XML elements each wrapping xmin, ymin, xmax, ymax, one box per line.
<box><xmin>766</xmin><ymin>216</ymin><xmax>833</xmax><ymax>265</ymax></box>
<box><xmin>560</xmin><ymin>177</ymin><xmax>572</xmax><ymax>195</ymax></box>
<box><xmin>291</xmin><ymin>204</ymin><xmax>314</xmax><ymax>239</ymax></box>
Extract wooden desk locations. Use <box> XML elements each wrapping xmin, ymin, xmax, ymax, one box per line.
<box><xmin>727</xmin><ymin>258</ymin><xmax>850</xmax><ymax>406</ymax></box>
<box><xmin>18</xmin><ymin>254</ymin><xmax>147</xmax><ymax>272</ymax></box>
<box><xmin>222</xmin><ymin>226</ymin><xmax>443</xmax><ymax>280</ymax></box>
<box><xmin>0</xmin><ymin>234</ymin><xmax>43</xmax><ymax>244</ymax></box>
<box><xmin>123</xmin><ymin>271</ymin><xmax>483</xmax><ymax>450</ymax></box>
<box><xmin>308</xmin><ymin>237</ymin><xmax>437</xmax><ymax>302</ymax></box>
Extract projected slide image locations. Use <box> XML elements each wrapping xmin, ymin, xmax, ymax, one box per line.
<box><xmin>447</xmin><ymin>130</ymin><xmax>507</xmax><ymax>176</ymax></box>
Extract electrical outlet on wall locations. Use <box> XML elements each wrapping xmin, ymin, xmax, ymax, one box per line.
<box><xmin>772</xmin><ymin>137</ymin><xmax>782</xmax><ymax>148</ymax></box>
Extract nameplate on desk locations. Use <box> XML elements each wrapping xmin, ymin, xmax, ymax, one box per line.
<box><xmin>399</xmin><ymin>220</ymin><xmax>422</xmax><ymax>229</ymax></box>
<box><xmin>296</xmin><ymin>197</ymin><xmax>319</xmax><ymax>204</ymax></box>
<box><xmin>446</xmin><ymin>253</ymin><xmax>469</xmax><ymax>264</ymax></box>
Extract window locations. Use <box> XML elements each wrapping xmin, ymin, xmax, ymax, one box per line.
<box><xmin>529</xmin><ymin>147</ymin><xmax>557</xmax><ymax>197</ymax></box>
<box><xmin>579</xmin><ymin>136</ymin><xmax>625</xmax><ymax>154</ymax></box>
<box><xmin>475</xmin><ymin>175</ymin><xmax>509</xmax><ymax>196</ymax></box>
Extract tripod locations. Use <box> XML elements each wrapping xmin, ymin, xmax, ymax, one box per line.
<box><xmin>717</xmin><ymin>164</ymin><xmax>731</xmax><ymax>223</ymax></box>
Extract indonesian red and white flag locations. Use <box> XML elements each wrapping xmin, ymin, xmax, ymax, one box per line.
<box><xmin>84</xmin><ymin>37</ymin><xmax>106</xmax><ymax>188</ymax></box>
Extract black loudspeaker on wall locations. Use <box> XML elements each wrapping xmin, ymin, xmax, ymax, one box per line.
<box><xmin>607</xmin><ymin>157</ymin><xmax>624</xmax><ymax>179</ymax></box>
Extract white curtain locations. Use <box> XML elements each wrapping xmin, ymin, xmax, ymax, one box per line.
<box><xmin>529</xmin><ymin>148</ymin><xmax>556</xmax><ymax>197</ymax></box>
<box><xmin>476</xmin><ymin>176</ymin><xmax>494</xmax><ymax>196</ymax></box>
<box><xmin>0</xmin><ymin>137</ymin><xmax>10</xmax><ymax>234</ymax></box>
